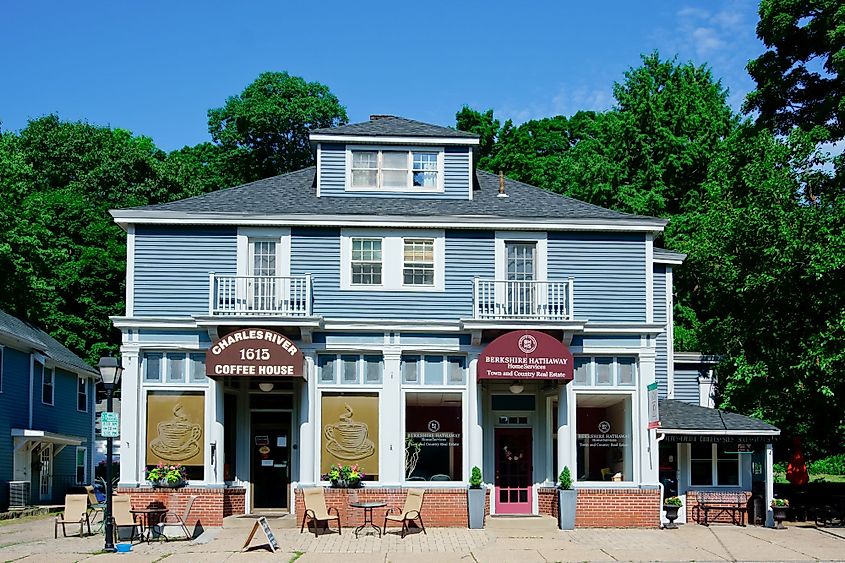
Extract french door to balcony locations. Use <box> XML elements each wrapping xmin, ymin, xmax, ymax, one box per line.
<box><xmin>248</xmin><ymin>240</ymin><xmax>278</xmax><ymax>312</ymax></box>
<box><xmin>506</xmin><ymin>242</ymin><xmax>537</xmax><ymax>317</ymax></box>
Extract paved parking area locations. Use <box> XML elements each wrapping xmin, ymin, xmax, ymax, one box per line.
<box><xmin>1</xmin><ymin>513</ymin><xmax>843</xmax><ymax>562</ymax></box>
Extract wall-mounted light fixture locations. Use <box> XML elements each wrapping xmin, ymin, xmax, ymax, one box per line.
<box><xmin>259</xmin><ymin>382</ymin><xmax>274</xmax><ymax>392</ymax></box>
<box><xmin>509</xmin><ymin>381</ymin><xmax>524</xmax><ymax>394</ymax></box>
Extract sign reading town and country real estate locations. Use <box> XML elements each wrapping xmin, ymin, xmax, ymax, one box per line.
<box><xmin>477</xmin><ymin>330</ymin><xmax>574</xmax><ymax>381</ymax></box>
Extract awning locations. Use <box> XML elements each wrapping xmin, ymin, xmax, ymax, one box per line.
<box><xmin>12</xmin><ymin>428</ymin><xmax>85</xmax><ymax>455</ymax></box>
<box><xmin>478</xmin><ymin>330</ymin><xmax>574</xmax><ymax>381</ymax></box>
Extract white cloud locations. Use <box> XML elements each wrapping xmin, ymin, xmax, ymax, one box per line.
<box><xmin>495</xmin><ymin>83</ymin><xmax>614</xmax><ymax>125</ymax></box>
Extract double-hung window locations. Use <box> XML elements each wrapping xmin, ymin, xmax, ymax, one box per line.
<box><xmin>41</xmin><ymin>364</ymin><xmax>54</xmax><ymax>405</ymax></box>
<box><xmin>403</xmin><ymin>239</ymin><xmax>434</xmax><ymax>286</ymax></box>
<box><xmin>350</xmin><ymin>149</ymin><xmax>441</xmax><ymax>191</ymax></box>
<box><xmin>77</xmin><ymin>376</ymin><xmax>88</xmax><ymax>412</ymax></box>
<box><xmin>690</xmin><ymin>443</ymin><xmax>740</xmax><ymax>486</ymax></box>
<box><xmin>351</xmin><ymin>238</ymin><xmax>382</xmax><ymax>285</ymax></box>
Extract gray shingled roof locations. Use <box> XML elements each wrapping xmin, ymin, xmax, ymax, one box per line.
<box><xmin>0</xmin><ymin>309</ymin><xmax>97</xmax><ymax>375</ymax></box>
<box><xmin>659</xmin><ymin>399</ymin><xmax>779</xmax><ymax>433</ymax></box>
<box><xmin>311</xmin><ymin>116</ymin><xmax>479</xmax><ymax>139</ymax></box>
<box><xmin>126</xmin><ymin>167</ymin><xmax>665</xmax><ymax>225</ymax></box>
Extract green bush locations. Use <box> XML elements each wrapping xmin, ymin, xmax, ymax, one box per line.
<box><xmin>558</xmin><ymin>466</ymin><xmax>572</xmax><ymax>490</ymax></box>
<box><xmin>773</xmin><ymin>461</ymin><xmax>787</xmax><ymax>474</ymax></box>
<box><xmin>469</xmin><ymin>466</ymin><xmax>483</xmax><ymax>488</ymax></box>
<box><xmin>809</xmin><ymin>454</ymin><xmax>845</xmax><ymax>475</ymax></box>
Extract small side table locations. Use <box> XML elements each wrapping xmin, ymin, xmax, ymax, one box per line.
<box><xmin>131</xmin><ymin>508</ymin><xmax>168</xmax><ymax>542</ymax></box>
<box><xmin>349</xmin><ymin>501</ymin><xmax>386</xmax><ymax>538</ymax></box>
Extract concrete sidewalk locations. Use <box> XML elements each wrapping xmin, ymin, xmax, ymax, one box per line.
<box><xmin>0</xmin><ymin>513</ymin><xmax>843</xmax><ymax>562</ymax></box>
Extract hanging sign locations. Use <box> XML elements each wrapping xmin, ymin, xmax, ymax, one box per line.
<box><xmin>647</xmin><ymin>382</ymin><xmax>660</xmax><ymax>429</ymax></box>
<box><xmin>478</xmin><ymin>330</ymin><xmax>574</xmax><ymax>381</ymax></box>
<box><xmin>206</xmin><ymin>328</ymin><xmax>304</xmax><ymax>378</ymax></box>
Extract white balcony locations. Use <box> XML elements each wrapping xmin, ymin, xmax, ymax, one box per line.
<box><xmin>473</xmin><ymin>278</ymin><xmax>574</xmax><ymax>321</ymax></box>
<box><xmin>209</xmin><ymin>274</ymin><xmax>312</xmax><ymax>316</ymax></box>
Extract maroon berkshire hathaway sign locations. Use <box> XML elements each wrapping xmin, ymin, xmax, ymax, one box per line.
<box><xmin>477</xmin><ymin>330</ymin><xmax>574</xmax><ymax>381</ymax></box>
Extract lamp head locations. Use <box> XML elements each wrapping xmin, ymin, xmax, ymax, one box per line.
<box><xmin>509</xmin><ymin>381</ymin><xmax>524</xmax><ymax>394</ymax></box>
<box><xmin>97</xmin><ymin>356</ymin><xmax>123</xmax><ymax>388</ymax></box>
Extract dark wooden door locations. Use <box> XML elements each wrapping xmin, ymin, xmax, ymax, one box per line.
<box><xmin>251</xmin><ymin>411</ymin><xmax>291</xmax><ymax>509</ymax></box>
<box><xmin>494</xmin><ymin>427</ymin><xmax>533</xmax><ymax>514</ymax></box>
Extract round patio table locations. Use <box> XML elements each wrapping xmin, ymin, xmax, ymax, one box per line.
<box><xmin>349</xmin><ymin>501</ymin><xmax>386</xmax><ymax>538</ymax></box>
<box><xmin>130</xmin><ymin>507</ymin><xmax>168</xmax><ymax>542</ymax></box>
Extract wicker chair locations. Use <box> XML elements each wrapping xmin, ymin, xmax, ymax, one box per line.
<box><xmin>383</xmin><ymin>488</ymin><xmax>426</xmax><ymax>538</ymax></box>
<box><xmin>300</xmin><ymin>487</ymin><xmax>342</xmax><ymax>537</ymax></box>
<box><xmin>54</xmin><ymin>494</ymin><xmax>91</xmax><ymax>538</ymax></box>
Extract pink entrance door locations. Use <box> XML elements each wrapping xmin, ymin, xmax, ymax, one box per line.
<box><xmin>495</xmin><ymin>428</ymin><xmax>533</xmax><ymax>514</ymax></box>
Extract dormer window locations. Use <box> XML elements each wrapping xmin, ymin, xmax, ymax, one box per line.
<box><xmin>348</xmin><ymin>147</ymin><xmax>442</xmax><ymax>191</ymax></box>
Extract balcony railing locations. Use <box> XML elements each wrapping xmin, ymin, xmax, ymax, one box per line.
<box><xmin>209</xmin><ymin>273</ymin><xmax>312</xmax><ymax>316</ymax></box>
<box><xmin>473</xmin><ymin>278</ymin><xmax>574</xmax><ymax>321</ymax></box>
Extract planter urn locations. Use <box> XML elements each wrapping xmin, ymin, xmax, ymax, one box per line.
<box><xmin>467</xmin><ymin>487</ymin><xmax>486</xmax><ymax>529</ymax></box>
<box><xmin>772</xmin><ymin>505</ymin><xmax>788</xmax><ymax>529</ymax></box>
<box><xmin>663</xmin><ymin>504</ymin><xmax>681</xmax><ymax>529</ymax></box>
<box><xmin>557</xmin><ymin>489</ymin><xmax>576</xmax><ymax>530</ymax></box>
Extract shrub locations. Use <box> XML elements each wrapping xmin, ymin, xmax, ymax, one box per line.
<box><xmin>771</xmin><ymin>498</ymin><xmax>789</xmax><ymax>507</ymax></box>
<box><xmin>664</xmin><ymin>496</ymin><xmax>683</xmax><ymax>507</ymax></box>
<box><xmin>469</xmin><ymin>466</ymin><xmax>483</xmax><ymax>488</ymax></box>
<box><xmin>773</xmin><ymin>461</ymin><xmax>787</xmax><ymax>474</ymax></box>
<box><xmin>808</xmin><ymin>454</ymin><xmax>845</xmax><ymax>475</ymax></box>
<box><xmin>558</xmin><ymin>466</ymin><xmax>572</xmax><ymax>490</ymax></box>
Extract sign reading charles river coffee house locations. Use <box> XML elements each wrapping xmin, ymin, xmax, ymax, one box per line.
<box><xmin>205</xmin><ymin>328</ymin><xmax>304</xmax><ymax>377</ymax></box>
<box><xmin>478</xmin><ymin>330</ymin><xmax>574</xmax><ymax>381</ymax></box>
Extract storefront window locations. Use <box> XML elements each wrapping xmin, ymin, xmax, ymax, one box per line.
<box><xmin>320</xmin><ymin>393</ymin><xmax>379</xmax><ymax>480</ymax></box>
<box><xmin>573</xmin><ymin>357</ymin><xmax>638</xmax><ymax>387</ymax></box>
<box><xmin>405</xmin><ymin>392</ymin><xmax>462</xmax><ymax>481</ymax></box>
<box><xmin>576</xmin><ymin>394</ymin><xmax>633</xmax><ymax>481</ymax></box>
<box><xmin>146</xmin><ymin>391</ymin><xmax>205</xmax><ymax>480</ymax></box>
<box><xmin>574</xmin><ymin>358</ymin><xmax>589</xmax><ymax>385</ymax></box>
<box><xmin>401</xmin><ymin>354</ymin><xmax>466</xmax><ymax>386</ymax></box>
<box><xmin>143</xmin><ymin>352</ymin><xmax>206</xmax><ymax>385</ymax></box>
<box><xmin>690</xmin><ymin>443</ymin><xmax>740</xmax><ymax>486</ymax></box>
<box><xmin>317</xmin><ymin>354</ymin><xmax>384</xmax><ymax>385</ymax></box>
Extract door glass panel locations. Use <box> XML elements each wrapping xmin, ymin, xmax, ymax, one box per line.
<box><xmin>505</xmin><ymin>242</ymin><xmax>536</xmax><ymax>316</ymax></box>
<box><xmin>250</xmin><ymin>240</ymin><xmax>277</xmax><ymax>311</ymax></box>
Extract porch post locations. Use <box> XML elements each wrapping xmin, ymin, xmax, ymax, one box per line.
<box><xmin>298</xmin><ymin>356</ymin><xmax>315</xmax><ymax>483</ymax></box>
<box><xmin>765</xmin><ymin>442</ymin><xmax>774</xmax><ymax>527</ymax></box>
<box><xmin>381</xmin><ymin>350</ymin><xmax>403</xmax><ymax>484</ymax></box>
<box><xmin>118</xmin><ymin>348</ymin><xmax>140</xmax><ymax>484</ymax></box>
<box><xmin>557</xmin><ymin>383</ymin><xmax>573</xmax><ymax>479</ymax></box>
<box><xmin>468</xmin><ymin>359</ymin><xmax>483</xmax><ymax>476</ymax></box>
<box><xmin>209</xmin><ymin>376</ymin><xmax>225</xmax><ymax>484</ymax></box>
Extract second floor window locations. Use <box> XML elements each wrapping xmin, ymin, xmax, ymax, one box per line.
<box><xmin>41</xmin><ymin>364</ymin><xmax>54</xmax><ymax>405</ymax></box>
<box><xmin>403</xmin><ymin>239</ymin><xmax>435</xmax><ymax>286</ymax></box>
<box><xmin>351</xmin><ymin>238</ymin><xmax>382</xmax><ymax>285</ymax></box>
<box><xmin>350</xmin><ymin>149</ymin><xmax>440</xmax><ymax>190</ymax></box>
<box><xmin>77</xmin><ymin>376</ymin><xmax>88</xmax><ymax>412</ymax></box>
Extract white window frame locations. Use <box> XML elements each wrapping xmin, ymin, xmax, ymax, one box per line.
<box><xmin>77</xmin><ymin>376</ymin><xmax>88</xmax><ymax>412</ymax></box>
<box><xmin>236</xmin><ymin>227</ymin><xmax>291</xmax><ymax>278</ymax></box>
<box><xmin>572</xmin><ymin>356</ymin><xmax>639</xmax><ymax>388</ymax></box>
<box><xmin>401</xmin><ymin>388</ymin><xmax>468</xmax><ymax>484</ymax></box>
<box><xmin>315</xmin><ymin>353</ymin><xmax>384</xmax><ymax>387</ymax></box>
<box><xmin>41</xmin><ymin>364</ymin><xmax>54</xmax><ymax>406</ymax></box>
<box><xmin>315</xmin><ymin>388</ymin><xmax>383</xmax><ymax>483</ymax></box>
<box><xmin>345</xmin><ymin>146</ymin><xmax>445</xmax><ymax>193</ymax></box>
<box><xmin>400</xmin><ymin>354</ymin><xmax>467</xmax><ymax>386</ymax></box>
<box><xmin>340</xmin><ymin>229</ymin><xmax>445</xmax><ymax>291</ymax></box>
<box><xmin>573</xmin><ymin>390</ymin><xmax>638</xmax><ymax>485</ymax></box>
<box><xmin>688</xmin><ymin>443</ymin><xmax>742</xmax><ymax>488</ymax></box>
<box><xmin>402</xmin><ymin>238</ymin><xmax>436</xmax><ymax>287</ymax></box>
<box><xmin>142</xmin><ymin>352</ymin><xmax>209</xmax><ymax>386</ymax></box>
<box><xmin>350</xmin><ymin>238</ymin><xmax>384</xmax><ymax>287</ymax></box>
<box><xmin>75</xmin><ymin>446</ymin><xmax>88</xmax><ymax>484</ymax></box>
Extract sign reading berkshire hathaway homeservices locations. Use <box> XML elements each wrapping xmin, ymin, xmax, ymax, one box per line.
<box><xmin>477</xmin><ymin>330</ymin><xmax>574</xmax><ymax>381</ymax></box>
<box><xmin>205</xmin><ymin>328</ymin><xmax>304</xmax><ymax>377</ymax></box>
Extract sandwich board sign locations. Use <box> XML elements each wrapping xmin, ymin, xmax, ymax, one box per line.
<box><xmin>242</xmin><ymin>516</ymin><xmax>279</xmax><ymax>553</ymax></box>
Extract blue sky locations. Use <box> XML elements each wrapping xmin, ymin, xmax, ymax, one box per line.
<box><xmin>1</xmin><ymin>0</ymin><xmax>764</xmax><ymax>151</ymax></box>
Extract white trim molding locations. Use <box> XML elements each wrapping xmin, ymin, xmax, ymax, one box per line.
<box><xmin>309</xmin><ymin>134</ymin><xmax>479</xmax><ymax>146</ymax></box>
<box><xmin>236</xmin><ymin>227</ymin><xmax>291</xmax><ymax>278</ymax></box>
<box><xmin>494</xmin><ymin>231</ymin><xmax>548</xmax><ymax>281</ymax></box>
<box><xmin>345</xmin><ymin>145</ymin><xmax>445</xmax><ymax>194</ymax></box>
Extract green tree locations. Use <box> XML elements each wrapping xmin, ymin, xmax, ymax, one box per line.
<box><xmin>455</xmin><ymin>107</ymin><xmax>503</xmax><ymax>166</ymax></box>
<box><xmin>745</xmin><ymin>0</ymin><xmax>845</xmax><ymax>141</ymax></box>
<box><xmin>207</xmin><ymin>72</ymin><xmax>348</xmax><ymax>180</ymax></box>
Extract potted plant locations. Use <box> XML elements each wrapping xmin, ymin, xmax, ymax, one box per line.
<box><xmin>771</xmin><ymin>498</ymin><xmax>789</xmax><ymax>529</ymax></box>
<box><xmin>557</xmin><ymin>466</ymin><xmax>576</xmax><ymax>530</ymax></box>
<box><xmin>663</xmin><ymin>496</ymin><xmax>683</xmax><ymax>529</ymax></box>
<box><xmin>324</xmin><ymin>463</ymin><xmax>364</xmax><ymax>488</ymax></box>
<box><xmin>467</xmin><ymin>466</ymin><xmax>485</xmax><ymax>529</ymax></box>
<box><xmin>146</xmin><ymin>463</ymin><xmax>188</xmax><ymax>488</ymax></box>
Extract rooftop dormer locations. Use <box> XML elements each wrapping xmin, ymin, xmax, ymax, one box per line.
<box><xmin>310</xmin><ymin>115</ymin><xmax>480</xmax><ymax>200</ymax></box>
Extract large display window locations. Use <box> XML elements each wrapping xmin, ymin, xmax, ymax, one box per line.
<box><xmin>320</xmin><ymin>393</ymin><xmax>379</xmax><ymax>480</ymax></box>
<box><xmin>405</xmin><ymin>392</ymin><xmax>463</xmax><ymax>481</ymax></box>
<box><xmin>145</xmin><ymin>391</ymin><xmax>205</xmax><ymax>480</ymax></box>
<box><xmin>576</xmin><ymin>394</ymin><xmax>633</xmax><ymax>482</ymax></box>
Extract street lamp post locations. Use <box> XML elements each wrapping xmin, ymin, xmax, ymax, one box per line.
<box><xmin>98</xmin><ymin>357</ymin><xmax>122</xmax><ymax>553</ymax></box>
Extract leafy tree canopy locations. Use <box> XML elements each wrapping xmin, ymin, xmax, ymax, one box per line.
<box><xmin>207</xmin><ymin>71</ymin><xmax>348</xmax><ymax>180</ymax></box>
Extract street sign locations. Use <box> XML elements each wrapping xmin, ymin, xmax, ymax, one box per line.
<box><xmin>101</xmin><ymin>412</ymin><xmax>120</xmax><ymax>438</ymax></box>
<box><xmin>647</xmin><ymin>382</ymin><xmax>660</xmax><ymax>429</ymax></box>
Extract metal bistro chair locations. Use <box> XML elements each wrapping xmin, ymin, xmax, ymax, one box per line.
<box><xmin>384</xmin><ymin>488</ymin><xmax>427</xmax><ymax>538</ymax></box>
<box><xmin>300</xmin><ymin>487</ymin><xmax>342</xmax><ymax>537</ymax></box>
<box><xmin>55</xmin><ymin>494</ymin><xmax>92</xmax><ymax>538</ymax></box>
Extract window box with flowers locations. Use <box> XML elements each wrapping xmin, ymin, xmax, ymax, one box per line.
<box><xmin>323</xmin><ymin>464</ymin><xmax>364</xmax><ymax>488</ymax></box>
<box><xmin>146</xmin><ymin>464</ymin><xmax>188</xmax><ymax>488</ymax></box>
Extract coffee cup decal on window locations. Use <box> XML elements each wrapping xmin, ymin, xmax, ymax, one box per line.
<box><xmin>324</xmin><ymin>403</ymin><xmax>375</xmax><ymax>460</ymax></box>
<box><xmin>150</xmin><ymin>403</ymin><xmax>202</xmax><ymax>462</ymax></box>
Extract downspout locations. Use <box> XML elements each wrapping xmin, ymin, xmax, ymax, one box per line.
<box><xmin>656</xmin><ymin>432</ymin><xmax>666</xmax><ymax>527</ymax></box>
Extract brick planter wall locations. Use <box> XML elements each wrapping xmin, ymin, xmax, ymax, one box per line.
<box><xmin>538</xmin><ymin>486</ymin><xmax>559</xmax><ymax>519</ymax></box>
<box><xmin>574</xmin><ymin>488</ymin><xmax>660</xmax><ymax>528</ymax></box>
<box><xmin>116</xmin><ymin>486</ymin><xmax>246</xmax><ymax>527</ymax></box>
<box><xmin>294</xmin><ymin>486</ymin><xmax>487</xmax><ymax>528</ymax></box>
<box><xmin>685</xmin><ymin>490</ymin><xmax>751</xmax><ymax>525</ymax></box>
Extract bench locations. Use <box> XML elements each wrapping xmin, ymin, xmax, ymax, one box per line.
<box><xmin>695</xmin><ymin>491</ymin><xmax>747</xmax><ymax>526</ymax></box>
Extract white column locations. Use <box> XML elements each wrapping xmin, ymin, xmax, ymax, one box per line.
<box><xmin>557</xmin><ymin>383</ymin><xmax>574</xmax><ymax>479</ymax></box>
<box><xmin>639</xmin><ymin>350</ymin><xmax>658</xmax><ymax>484</ymax></box>
<box><xmin>380</xmin><ymin>350</ymin><xmax>403</xmax><ymax>484</ymax></box>
<box><xmin>765</xmin><ymin>443</ymin><xmax>774</xmax><ymax>527</ymax></box>
<box><xmin>468</xmin><ymin>359</ymin><xmax>483</xmax><ymax>475</ymax></box>
<box><xmin>298</xmin><ymin>356</ymin><xmax>315</xmax><ymax>483</ymax></box>
<box><xmin>208</xmin><ymin>376</ymin><xmax>225</xmax><ymax>484</ymax></box>
<box><xmin>118</xmin><ymin>348</ymin><xmax>140</xmax><ymax>485</ymax></box>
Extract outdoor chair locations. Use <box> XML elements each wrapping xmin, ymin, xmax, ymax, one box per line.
<box><xmin>54</xmin><ymin>494</ymin><xmax>91</xmax><ymax>538</ymax></box>
<box><xmin>84</xmin><ymin>485</ymin><xmax>105</xmax><ymax>528</ymax></box>
<box><xmin>111</xmin><ymin>495</ymin><xmax>139</xmax><ymax>543</ymax></box>
<box><xmin>429</xmin><ymin>474</ymin><xmax>451</xmax><ymax>481</ymax></box>
<box><xmin>160</xmin><ymin>494</ymin><xmax>197</xmax><ymax>540</ymax></box>
<box><xmin>383</xmin><ymin>488</ymin><xmax>426</xmax><ymax>538</ymax></box>
<box><xmin>300</xmin><ymin>487</ymin><xmax>342</xmax><ymax>537</ymax></box>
